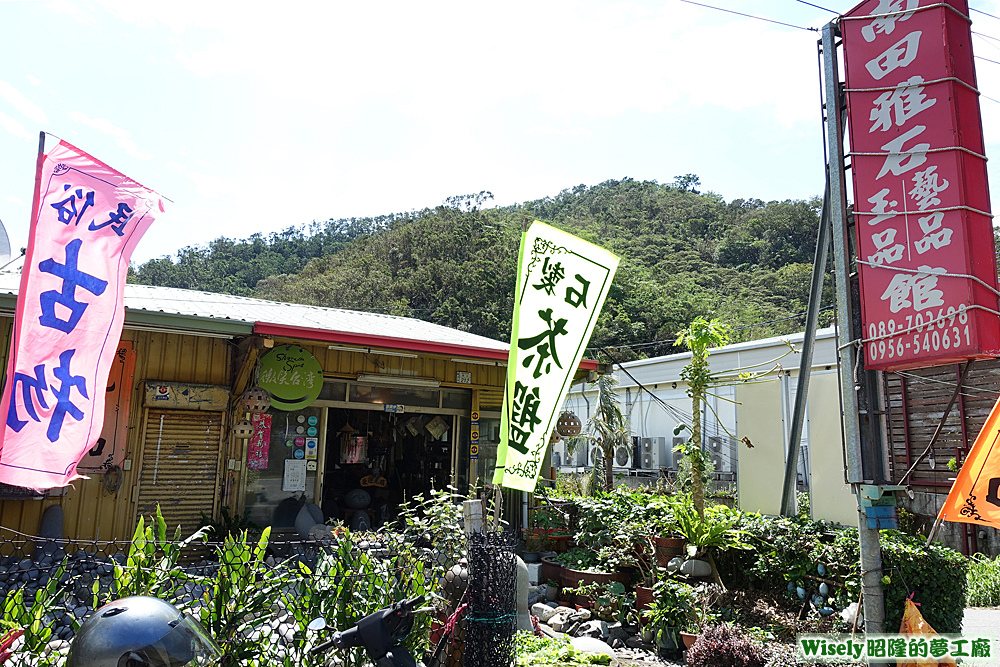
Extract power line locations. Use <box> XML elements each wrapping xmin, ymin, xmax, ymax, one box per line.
<box><xmin>678</xmin><ymin>0</ymin><xmax>818</xmax><ymax>31</ymax></box>
<box><xmin>585</xmin><ymin>304</ymin><xmax>835</xmax><ymax>353</ymax></box>
<box><xmin>975</xmin><ymin>54</ymin><xmax>1000</xmax><ymax>66</ymax></box>
<box><xmin>972</xmin><ymin>30</ymin><xmax>1000</xmax><ymax>43</ymax></box>
<box><xmin>793</xmin><ymin>0</ymin><xmax>838</xmax><ymax>14</ymax></box>
<box><xmin>972</xmin><ymin>7</ymin><xmax>1000</xmax><ymax>21</ymax></box>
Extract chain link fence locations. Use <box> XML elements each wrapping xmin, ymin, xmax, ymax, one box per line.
<box><xmin>0</xmin><ymin>521</ymin><xmax>472</xmax><ymax>667</ymax></box>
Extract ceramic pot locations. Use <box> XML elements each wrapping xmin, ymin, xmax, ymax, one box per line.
<box><xmin>654</xmin><ymin>536</ymin><xmax>685</xmax><ymax>567</ymax></box>
<box><xmin>635</xmin><ymin>585</ymin><xmax>654</xmax><ymax>612</ymax></box>
<box><xmin>681</xmin><ymin>631</ymin><xmax>699</xmax><ymax>650</ymax></box>
<box><xmin>559</xmin><ymin>565</ymin><xmax>627</xmax><ymax>589</ymax></box>
<box><xmin>540</xmin><ymin>556</ymin><xmax>562</xmax><ymax>584</ymax></box>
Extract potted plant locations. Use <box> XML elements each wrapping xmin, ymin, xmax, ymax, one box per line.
<box><xmin>521</xmin><ymin>526</ymin><xmax>548</xmax><ymax>562</ymax></box>
<box><xmin>573</xmin><ymin>581</ymin><xmax>635</xmax><ymax>622</ymax></box>
<box><xmin>680</xmin><ymin>583</ymin><xmax>723</xmax><ymax>649</ymax></box>
<box><xmin>530</xmin><ymin>504</ymin><xmax>573</xmax><ymax>552</ymax></box>
<box><xmin>642</xmin><ymin>578</ymin><xmax>698</xmax><ymax>656</ymax></box>
<box><xmin>553</xmin><ymin>547</ymin><xmax>627</xmax><ymax>588</ymax></box>
<box><xmin>672</xmin><ymin>494</ymin><xmax>749</xmax><ymax>589</ymax></box>
<box><xmin>648</xmin><ymin>494</ymin><xmax>685</xmax><ymax>566</ymax></box>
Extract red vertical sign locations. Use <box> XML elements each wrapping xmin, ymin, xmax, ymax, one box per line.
<box><xmin>842</xmin><ymin>0</ymin><xmax>999</xmax><ymax>371</ymax></box>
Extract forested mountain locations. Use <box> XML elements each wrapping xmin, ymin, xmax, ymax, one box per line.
<box><xmin>128</xmin><ymin>178</ymin><xmax>834</xmax><ymax>359</ymax></box>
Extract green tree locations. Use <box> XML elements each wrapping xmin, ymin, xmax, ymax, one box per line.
<box><xmin>676</xmin><ymin>317</ymin><xmax>731</xmax><ymax>517</ymax></box>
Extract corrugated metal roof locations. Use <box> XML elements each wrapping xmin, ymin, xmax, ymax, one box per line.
<box><xmin>0</xmin><ymin>271</ymin><xmax>509</xmax><ymax>354</ymax></box>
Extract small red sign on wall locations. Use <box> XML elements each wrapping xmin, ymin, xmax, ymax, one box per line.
<box><xmin>842</xmin><ymin>0</ymin><xmax>1000</xmax><ymax>370</ymax></box>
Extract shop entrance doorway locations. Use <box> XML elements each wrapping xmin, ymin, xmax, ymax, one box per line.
<box><xmin>243</xmin><ymin>378</ymin><xmax>471</xmax><ymax>533</ymax></box>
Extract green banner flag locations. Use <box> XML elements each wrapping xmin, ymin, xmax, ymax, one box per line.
<box><xmin>493</xmin><ymin>221</ymin><xmax>619</xmax><ymax>491</ymax></box>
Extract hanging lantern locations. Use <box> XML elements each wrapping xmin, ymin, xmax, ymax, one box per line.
<box><xmin>240</xmin><ymin>386</ymin><xmax>271</xmax><ymax>413</ymax></box>
<box><xmin>232</xmin><ymin>419</ymin><xmax>255</xmax><ymax>439</ymax></box>
<box><xmin>549</xmin><ymin>429</ymin><xmax>561</xmax><ymax>444</ymax></box>
<box><xmin>556</xmin><ymin>411</ymin><xmax>582</xmax><ymax>437</ymax></box>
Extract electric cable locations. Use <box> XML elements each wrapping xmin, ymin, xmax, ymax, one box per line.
<box><xmin>972</xmin><ymin>7</ymin><xmax>1000</xmax><ymax>20</ymax></box>
<box><xmin>678</xmin><ymin>0</ymin><xmax>818</xmax><ymax>31</ymax></box>
<box><xmin>793</xmin><ymin>0</ymin><xmax>838</xmax><ymax>13</ymax></box>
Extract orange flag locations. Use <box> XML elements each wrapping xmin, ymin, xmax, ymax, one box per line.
<box><xmin>938</xmin><ymin>394</ymin><xmax>1000</xmax><ymax>527</ymax></box>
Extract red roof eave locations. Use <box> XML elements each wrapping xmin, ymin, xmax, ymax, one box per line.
<box><xmin>252</xmin><ymin>322</ymin><xmax>599</xmax><ymax>370</ymax></box>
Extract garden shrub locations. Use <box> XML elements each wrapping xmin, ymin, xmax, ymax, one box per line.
<box><xmin>685</xmin><ymin>623</ymin><xmax>764</xmax><ymax>667</ymax></box>
<box><xmin>966</xmin><ymin>553</ymin><xmax>1000</xmax><ymax>607</ymax></box>
<box><xmin>716</xmin><ymin>514</ymin><xmax>967</xmax><ymax>633</ymax></box>
<box><xmin>880</xmin><ymin>529</ymin><xmax>967</xmax><ymax>633</ymax></box>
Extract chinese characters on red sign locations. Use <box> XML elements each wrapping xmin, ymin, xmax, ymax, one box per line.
<box><xmin>842</xmin><ymin>0</ymin><xmax>999</xmax><ymax>371</ymax></box>
<box><xmin>0</xmin><ymin>139</ymin><xmax>161</xmax><ymax>489</ymax></box>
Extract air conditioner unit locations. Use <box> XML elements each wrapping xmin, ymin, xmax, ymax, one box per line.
<box><xmin>708</xmin><ymin>436</ymin><xmax>723</xmax><ymax>452</ymax></box>
<box><xmin>640</xmin><ymin>437</ymin><xmax>667</xmax><ymax>469</ymax></box>
<box><xmin>613</xmin><ymin>443</ymin><xmax>633</xmax><ymax>468</ymax></box>
<box><xmin>671</xmin><ymin>437</ymin><xmax>686</xmax><ymax>469</ymax></box>
<box><xmin>711</xmin><ymin>454</ymin><xmax>724</xmax><ymax>473</ymax></box>
<box><xmin>589</xmin><ymin>444</ymin><xmax>604</xmax><ymax>467</ymax></box>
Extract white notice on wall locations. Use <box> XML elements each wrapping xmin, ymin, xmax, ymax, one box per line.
<box><xmin>282</xmin><ymin>459</ymin><xmax>307</xmax><ymax>492</ymax></box>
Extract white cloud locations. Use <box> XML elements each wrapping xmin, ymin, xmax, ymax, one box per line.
<box><xmin>0</xmin><ymin>110</ymin><xmax>32</xmax><ymax>141</ymax></box>
<box><xmin>66</xmin><ymin>111</ymin><xmax>153</xmax><ymax>160</ymax></box>
<box><xmin>0</xmin><ymin>80</ymin><xmax>49</xmax><ymax>124</ymax></box>
<box><xmin>25</xmin><ymin>75</ymin><xmax>41</xmax><ymax>87</ymax></box>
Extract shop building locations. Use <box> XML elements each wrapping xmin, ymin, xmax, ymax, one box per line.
<box><xmin>0</xmin><ymin>274</ymin><xmax>594</xmax><ymax>541</ymax></box>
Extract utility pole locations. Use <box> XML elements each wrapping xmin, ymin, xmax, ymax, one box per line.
<box><xmin>821</xmin><ymin>20</ymin><xmax>886</xmax><ymax>634</ymax></box>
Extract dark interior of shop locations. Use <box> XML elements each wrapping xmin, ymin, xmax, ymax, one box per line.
<box><xmin>321</xmin><ymin>408</ymin><xmax>452</xmax><ymax>531</ymax></box>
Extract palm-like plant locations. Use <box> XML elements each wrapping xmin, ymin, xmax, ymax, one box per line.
<box><xmin>585</xmin><ymin>374</ymin><xmax>631</xmax><ymax>492</ymax></box>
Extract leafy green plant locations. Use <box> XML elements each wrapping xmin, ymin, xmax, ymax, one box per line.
<box><xmin>552</xmin><ymin>547</ymin><xmax>603</xmax><ymax>572</ymax></box>
<box><xmin>200</xmin><ymin>506</ymin><xmax>263</xmax><ymax>542</ymax></box>
<box><xmin>642</xmin><ymin>578</ymin><xmax>698</xmax><ymax>648</ymax></box>
<box><xmin>574</xmin><ymin>581</ymin><xmax>636</xmax><ymax>623</ymax></box>
<box><xmin>880</xmin><ymin>529</ymin><xmax>967</xmax><ymax>633</ymax></box>
<box><xmin>672</xmin><ymin>494</ymin><xmax>748</xmax><ymax>588</ymax></box>
<box><xmin>674</xmin><ymin>439</ymin><xmax>715</xmax><ymax>496</ymax></box>
<box><xmin>392</xmin><ymin>485</ymin><xmax>468</xmax><ymax>581</ymax></box>
<box><xmin>114</xmin><ymin>505</ymin><xmax>207</xmax><ymax>600</ymax></box>
<box><xmin>1</xmin><ymin>564</ymin><xmax>65</xmax><ymax>666</ymax></box>
<box><xmin>282</xmin><ymin>532</ymin><xmax>432</xmax><ymax>667</ymax></box>
<box><xmin>515</xmin><ymin>631</ymin><xmax>612</xmax><ymax>666</ymax></box>
<box><xmin>716</xmin><ymin>512</ymin><xmax>968</xmax><ymax>633</ymax></box>
<box><xmin>676</xmin><ymin>317</ymin><xmax>730</xmax><ymax>516</ymax></box>
<box><xmin>190</xmin><ymin>527</ymin><xmax>282</xmax><ymax>667</ymax></box>
<box><xmin>583</xmin><ymin>374</ymin><xmax>631</xmax><ymax>492</ymax></box>
<box><xmin>966</xmin><ymin>553</ymin><xmax>1000</xmax><ymax>607</ymax></box>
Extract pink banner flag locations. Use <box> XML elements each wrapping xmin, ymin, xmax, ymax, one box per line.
<box><xmin>0</xmin><ymin>137</ymin><xmax>162</xmax><ymax>490</ymax></box>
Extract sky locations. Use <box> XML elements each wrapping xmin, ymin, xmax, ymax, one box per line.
<box><xmin>4</xmin><ymin>0</ymin><xmax>1000</xmax><ymax>265</ymax></box>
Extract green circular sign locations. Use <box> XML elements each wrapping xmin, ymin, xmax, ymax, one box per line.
<box><xmin>258</xmin><ymin>345</ymin><xmax>323</xmax><ymax>411</ymax></box>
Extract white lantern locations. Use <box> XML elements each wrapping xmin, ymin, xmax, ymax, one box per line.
<box><xmin>240</xmin><ymin>387</ymin><xmax>271</xmax><ymax>413</ymax></box>
<box><xmin>232</xmin><ymin>419</ymin><xmax>254</xmax><ymax>439</ymax></box>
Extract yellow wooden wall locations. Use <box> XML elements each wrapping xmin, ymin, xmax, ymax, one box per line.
<box><xmin>0</xmin><ymin>329</ymin><xmax>508</xmax><ymax>542</ymax></box>
<box><xmin>0</xmin><ymin>322</ymin><xmax>231</xmax><ymax>543</ymax></box>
